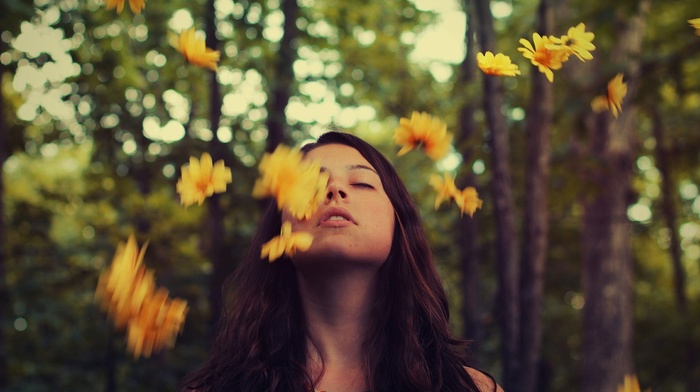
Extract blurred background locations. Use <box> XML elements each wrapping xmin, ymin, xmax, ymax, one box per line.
<box><xmin>1</xmin><ymin>0</ymin><xmax>699</xmax><ymax>391</ymax></box>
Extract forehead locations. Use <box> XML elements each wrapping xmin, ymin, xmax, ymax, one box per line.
<box><xmin>304</xmin><ymin>143</ymin><xmax>375</xmax><ymax>170</ymax></box>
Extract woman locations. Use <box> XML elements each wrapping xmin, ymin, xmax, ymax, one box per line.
<box><xmin>179</xmin><ymin>132</ymin><xmax>502</xmax><ymax>392</ymax></box>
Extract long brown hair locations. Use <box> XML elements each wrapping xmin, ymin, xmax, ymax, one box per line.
<box><xmin>179</xmin><ymin>132</ymin><xmax>482</xmax><ymax>391</ymax></box>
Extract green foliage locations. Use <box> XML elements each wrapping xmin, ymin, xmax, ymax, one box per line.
<box><xmin>2</xmin><ymin>0</ymin><xmax>700</xmax><ymax>390</ymax></box>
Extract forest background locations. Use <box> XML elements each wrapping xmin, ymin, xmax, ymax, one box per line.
<box><xmin>1</xmin><ymin>0</ymin><xmax>699</xmax><ymax>391</ymax></box>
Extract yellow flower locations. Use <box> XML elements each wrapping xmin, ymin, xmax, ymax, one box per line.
<box><xmin>616</xmin><ymin>374</ymin><xmax>642</xmax><ymax>392</ymax></box>
<box><xmin>394</xmin><ymin>111</ymin><xmax>453</xmax><ymax>160</ymax></box>
<box><xmin>126</xmin><ymin>288</ymin><xmax>188</xmax><ymax>358</ymax></box>
<box><xmin>252</xmin><ymin>145</ymin><xmax>329</xmax><ymax>220</ymax></box>
<box><xmin>455</xmin><ymin>186</ymin><xmax>483</xmax><ymax>217</ymax></box>
<box><xmin>477</xmin><ymin>51</ymin><xmax>521</xmax><ymax>77</ymax></box>
<box><xmin>518</xmin><ymin>33</ymin><xmax>569</xmax><ymax>82</ymax></box>
<box><xmin>429</xmin><ymin>173</ymin><xmax>459</xmax><ymax>209</ymax></box>
<box><xmin>591</xmin><ymin>73</ymin><xmax>627</xmax><ymax>118</ymax></box>
<box><xmin>105</xmin><ymin>0</ymin><xmax>145</xmax><ymax>14</ymax></box>
<box><xmin>177</xmin><ymin>27</ymin><xmax>221</xmax><ymax>71</ymax></box>
<box><xmin>95</xmin><ymin>234</ymin><xmax>149</xmax><ymax>328</ymax></box>
<box><xmin>95</xmin><ymin>235</ymin><xmax>189</xmax><ymax>358</ymax></box>
<box><xmin>261</xmin><ymin>221</ymin><xmax>314</xmax><ymax>262</ymax></box>
<box><xmin>176</xmin><ymin>152</ymin><xmax>233</xmax><ymax>207</ymax></box>
<box><xmin>689</xmin><ymin>18</ymin><xmax>700</xmax><ymax>35</ymax></box>
<box><xmin>549</xmin><ymin>23</ymin><xmax>596</xmax><ymax>61</ymax></box>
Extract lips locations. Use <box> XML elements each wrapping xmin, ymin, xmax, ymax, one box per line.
<box><xmin>317</xmin><ymin>207</ymin><xmax>355</xmax><ymax>226</ymax></box>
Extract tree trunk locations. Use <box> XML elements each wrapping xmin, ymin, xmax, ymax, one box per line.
<box><xmin>104</xmin><ymin>331</ymin><xmax>117</xmax><ymax>392</ymax></box>
<box><xmin>581</xmin><ymin>3</ymin><xmax>649</xmax><ymax>390</ymax></box>
<box><xmin>265</xmin><ymin>0</ymin><xmax>298</xmax><ymax>151</ymax></box>
<box><xmin>205</xmin><ymin>0</ymin><xmax>229</xmax><ymax>331</ymax></box>
<box><xmin>650</xmin><ymin>108</ymin><xmax>697</xmax><ymax>390</ymax></box>
<box><xmin>519</xmin><ymin>1</ymin><xmax>553</xmax><ymax>391</ymax></box>
<box><xmin>581</xmin><ymin>113</ymin><xmax>635</xmax><ymax>391</ymax></box>
<box><xmin>0</xmin><ymin>46</ymin><xmax>9</xmax><ymax>391</ymax></box>
<box><xmin>456</xmin><ymin>0</ymin><xmax>481</xmax><ymax>357</ymax></box>
<box><xmin>471</xmin><ymin>0</ymin><xmax>520</xmax><ymax>388</ymax></box>
<box><xmin>650</xmin><ymin>109</ymin><xmax>687</xmax><ymax>311</ymax></box>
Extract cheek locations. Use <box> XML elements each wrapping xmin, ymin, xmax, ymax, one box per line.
<box><xmin>367</xmin><ymin>201</ymin><xmax>395</xmax><ymax>249</ymax></box>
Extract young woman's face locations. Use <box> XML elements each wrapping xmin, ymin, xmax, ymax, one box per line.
<box><xmin>284</xmin><ymin>143</ymin><xmax>395</xmax><ymax>267</ymax></box>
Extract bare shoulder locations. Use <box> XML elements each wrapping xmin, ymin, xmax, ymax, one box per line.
<box><xmin>465</xmin><ymin>367</ymin><xmax>505</xmax><ymax>392</ymax></box>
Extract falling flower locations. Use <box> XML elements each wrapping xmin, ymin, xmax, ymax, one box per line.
<box><xmin>394</xmin><ymin>111</ymin><xmax>454</xmax><ymax>160</ymax></box>
<box><xmin>105</xmin><ymin>0</ymin><xmax>145</xmax><ymax>14</ymax></box>
<box><xmin>252</xmin><ymin>145</ymin><xmax>329</xmax><ymax>220</ymax></box>
<box><xmin>429</xmin><ymin>174</ymin><xmax>483</xmax><ymax>217</ymax></box>
<box><xmin>261</xmin><ymin>221</ymin><xmax>314</xmax><ymax>262</ymax></box>
<box><xmin>477</xmin><ymin>51</ymin><xmax>521</xmax><ymax>77</ymax></box>
<box><xmin>176</xmin><ymin>152</ymin><xmax>232</xmax><ymax>207</ymax></box>
<box><xmin>549</xmin><ymin>23</ymin><xmax>596</xmax><ymax>61</ymax></box>
<box><xmin>591</xmin><ymin>73</ymin><xmax>627</xmax><ymax>118</ymax></box>
<box><xmin>95</xmin><ymin>235</ymin><xmax>189</xmax><ymax>358</ymax></box>
<box><xmin>95</xmin><ymin>235</ymin><xmax>149</xmax><ymax>328</ymax></box>
<box><xmin>126</xmin><ymin>288</ymin><xmax>188</xmax><ymax>358</ymax></box>
<box><xmin>177</xmin><ymin>27</ymin><xmax>221</xmax><ymax>71</ymax></box>
<box><xmin>616</xmin><ymin>375</ymin><xmax>642</xmax><ymax>392</ymax></box>
<box><xmin>689</xmin><ymin>18</ymin><xmax>700</xmax><ymax>35</ymax></box>
<box><xmin>429</xmin><ymin>173</ymin><xmax>459</xmax><ymax>209</ymax></box>
<box><xmin>455</xmin><ymin>186</ymin><xmax>483</xmax><ymax>217</ymax></box>
<box><xmin>518</xmin><ymin>33</ymin><xmax>569</xmax><ymax>82</ymax></box>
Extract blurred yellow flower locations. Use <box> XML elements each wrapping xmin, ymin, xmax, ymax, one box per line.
<box><xmin>252</xmin><ymin>145</ymin><xmax>329</xmax><ymax>220</ymax></box>
<box><xmin>176</xmin><ymin>152</ymin><xmax>232</xmax><ymax>207</ymax></box>
<box><xmin>177</xmin><ymin>27</ymin><xmax>220</xmax><ymax>71</ymax></box>
<box><xmin>518</xmin><ymin>33</ymin><xmax>569</xmax><ymax>82</ymax></box>
<box><xmin>105</xmin><ymin>0</ymin><xmax>145</xmax><ymax>14</ymax></box>
<box><xmin>394</xmin><ymin>111</ymin><xmax>453</xmax><ymax>160</ymax></box>
<box><xmin>126</xmin><ymin>288</ymin><xmax>188</xmax><ymax>358</ymax></box>
<box><xmin>455</xmin><ymin>186</ymin><xmax>483</xmax><ymax>217</ymax></box>
<box><xmin>549</xmin><ymin>23</ymin><xmax>596</xmax><ymax>61</ymax></box>
<box><xmin>429</xmin><ymin>173</ymin><xmax>482</xmax><ymax>217</ymax></box>
<box><xmin>591</xmin><ymin>73</ymin><xmax>627</xmax><ymax>118</ymax></box>
<box><xmin>261</xmin><ymin>221</ymin><xmax>314</xmax><ymax>262</ymax></box>
<box><xmin>429</xmin><ymin>173</ymin><xmax>459</xmax><ymax>209</ymax></box>
<box><xmin>95</xmin><ymin>235</ymin><xmax>189</xmax><ymax>358</ymax></box>
<box><xmin>95</xmin><ymin>234</ymin><xmax>149</xmax><ymax>328</ymax></box>
<box><xmin>477</xmin><ymin>51</ymin><xmax>521</xmax><ymax>77</ymax></box>
<box><xmin>689</xmin><ymin>18</ymin><xmax>700</xmax><ymax>35</ymax></box>
<box><xmin>616</xmin><ymin>374</ymin><xmax>642</xmax><ymax>392</ymax></box>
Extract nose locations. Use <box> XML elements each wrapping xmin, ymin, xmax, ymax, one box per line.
<box><xmin>325</xmin><ymin>179</ymin><xmax>347</xmax><ymax>202</ymax></box>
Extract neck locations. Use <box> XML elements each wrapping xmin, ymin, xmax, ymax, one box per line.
<box><xmin>296</xmin><ymin>265</ymin><xmax>379</xmax><ymax>390</ymax></box>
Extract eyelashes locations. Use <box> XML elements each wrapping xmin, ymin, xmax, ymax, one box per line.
<box><xmin>352</xmin><ymin>183</ymin><xmax>375</xmax><ymax>189</ymax></box>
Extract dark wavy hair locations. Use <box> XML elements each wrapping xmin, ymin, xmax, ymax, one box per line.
<box><xmin>178</xmin><ymin>132</ymin><xmax>482</xmax><ymax>392</ymax></box>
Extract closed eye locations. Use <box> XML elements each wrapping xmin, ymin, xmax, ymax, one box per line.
<box><xmin>353</xmin><ymin>183</ymin><xmax>375</xmax><ymax>189</ymax></box>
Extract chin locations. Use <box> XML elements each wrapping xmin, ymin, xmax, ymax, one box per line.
<box><xmin>292</xmin><ymin>246</ymin><xmax>389</xmax><ymax>269</ymax></box>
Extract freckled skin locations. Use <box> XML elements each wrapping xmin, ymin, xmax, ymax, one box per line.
<box><xmin>283</xmin><ymin>144</ymin><xmax>395</xmax><ymax>268</ymax></box>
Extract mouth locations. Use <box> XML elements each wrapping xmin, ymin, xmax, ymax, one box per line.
<box><xmin>318</xmin><ymin>207</ymin><xmax>355</xmax><ymax>226</ymax></box>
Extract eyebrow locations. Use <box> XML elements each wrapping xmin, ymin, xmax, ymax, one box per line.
<box><xmin>320</xmin><ymin>164</ymin><xmax>378</xmax><ymax>175</ymax></box>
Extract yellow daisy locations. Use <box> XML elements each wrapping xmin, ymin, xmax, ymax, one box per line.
<box><xmin>394</xmin><ymin>111</ymin><xmax>453</xmax><ymax>161</ymax></box>
<box><xmin>126</xmin><ymin>288</ymin><xmax>188</xmax><ymax>358</ymax></box>
<box><xmin>105</xmin><ymin>0</ymin><xmax>146</xmax><ymax>14</ymax></box>
<box><xmin>176</xmin><ymin>152</ymin><xmax>233</xmax><ymax>207</ymax></box>
<box><xmin>549</xmin><ymin>23</ymin><xmax>596</xmax><ymax>61</ymax></box>
<box><xmin>177</xmin><ymin>27</ymin><xmax>221</xmax><ymax>71</ymax></box>
<box><xmin>616</xmin><ymin>375</ymin><xmax>642</xmax><ymax>392</ymax></box>
<box><xmin>429</xmin><ymin>173</ymin><xmax>459</xmax><ymax>209</ymax></box>
<box><xmin>477</xmin><ymin>51</ymin><xmax>521</xmax><ymax>77</ymax></box>
<box><xmin>95</xmin><ymin>235</ymin><xmax>189</xmax><ymax>358</ymax></box>
<box><xmin>591</xmin><ymin>73</ymin><xmax>627</xmax><ymax>118</ymax></box>
<box><xmin>455</xmin><ymin>186</ymin><xmax>483</xmax><ymax>217</ymax></box>
<box><xmin>261</xmin><ymin>221</ymin><xmax>314</xmax><ymax>262</ymax></box>
<box><xmin>252</xmin><ymin>145</ymin><xmax>329</xmax><ymax>220</ymax></box>
<box><xmin>689</xmin><ymin>18</ymin><xmax>700</xmax><ymax>35</ymax></box>
<box><xmin>518</xmin><ymin>33</ymin><xmax>569</xmax><ymax>82</ymax></box>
